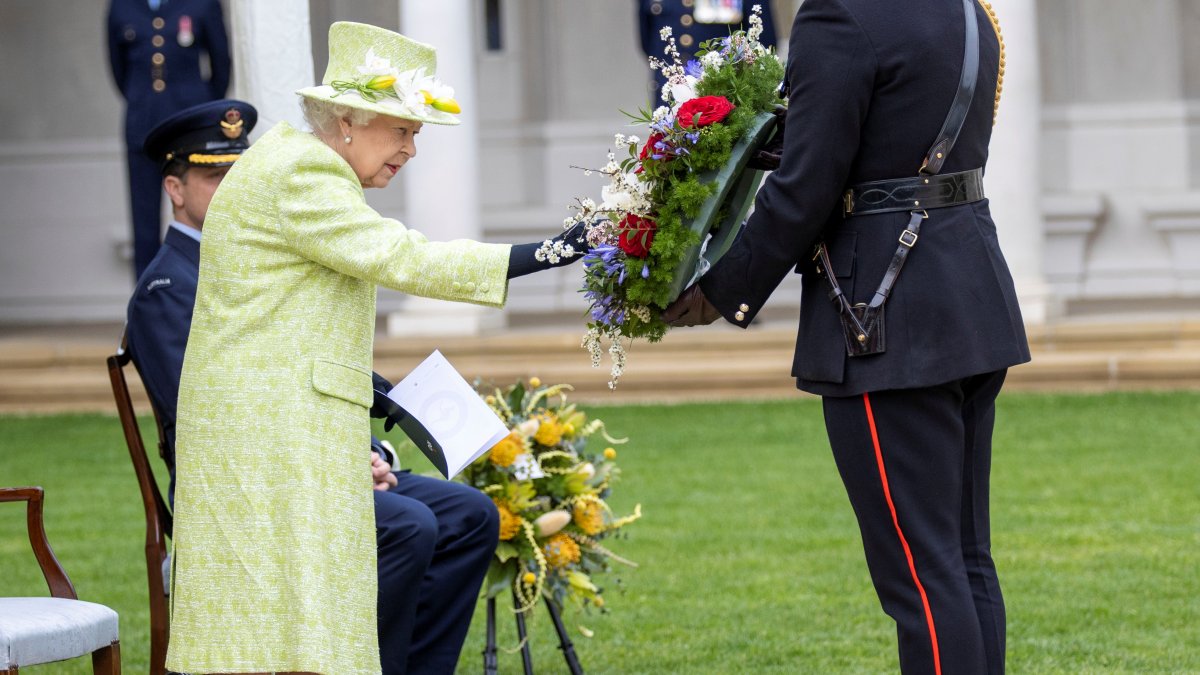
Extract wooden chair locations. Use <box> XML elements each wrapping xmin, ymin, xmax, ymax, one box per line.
<box><xmin>0</xmin><ymin>486</ymin><xmax>121</xmax><ymax>674</ymax></box>
<box><xmin>106</xmin><ymin>344</ymin><xmax>172</xmax><ymax>675</ymax></box>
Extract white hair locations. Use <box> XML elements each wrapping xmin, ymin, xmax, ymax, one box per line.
<box><xmin>299</xmin><ymin>97</ymin><xmax>378</xmax><ymax>135</ymax></box>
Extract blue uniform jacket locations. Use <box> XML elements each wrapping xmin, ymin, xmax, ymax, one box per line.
<box><xmin>126</xmin><ymin>225</ymin><xmax>200</xmax><ymax>473</ymax></box>
<box><xmin>107</xmin><ymin>0</ymin><xmax>231</xmax><ymax>146</ymax></box>
<box><xmin>700</xmin><ymin>0</ymin><xmax>1030</xmax><ymax>396</ymax></box>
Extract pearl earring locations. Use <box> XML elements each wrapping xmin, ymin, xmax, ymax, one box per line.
<box><xmin>344</xmin><ymin>135</ymin><xmax>352</xmax><ymax>144</ymax></box>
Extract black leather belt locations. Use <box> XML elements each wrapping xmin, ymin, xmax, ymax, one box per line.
<box><xmin>843</xmin><ymin>168</ymin><xmax>984</xmax><ymax>217</ymax></box>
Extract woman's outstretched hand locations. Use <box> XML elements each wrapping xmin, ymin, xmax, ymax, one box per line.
<box><xmin>507</xmin><ymin>221</ymin><xmax>592</xmax><ymax>279</ymax></box>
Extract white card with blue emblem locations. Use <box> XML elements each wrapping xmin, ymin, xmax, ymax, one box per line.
<box><xmin>386</xmin><ymin>350</ymin><xmax>508</xmax><ymax>479</ymax></box>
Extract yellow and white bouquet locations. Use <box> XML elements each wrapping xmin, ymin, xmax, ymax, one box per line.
<box><xmin>460</xmin><ymin>378</ymin><xmax>642</xmax><ymax>616</ymax></box>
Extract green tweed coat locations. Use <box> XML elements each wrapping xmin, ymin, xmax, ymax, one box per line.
<box><xmin>166</xmin><ymin>121</ymin><xmax>509</xmax><ymax>675</ymax></box>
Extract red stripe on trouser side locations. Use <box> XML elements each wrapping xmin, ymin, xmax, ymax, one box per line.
<box><xmin>863</xmin><ymin>393</ymin><xmax>942</xmax><ymax>675</ymax></box>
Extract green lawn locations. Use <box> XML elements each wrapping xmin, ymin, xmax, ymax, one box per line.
<box><xmin>1</xmin><ymin>392</ymin><xmax>1197</xmax><ymax>673</ymax></box>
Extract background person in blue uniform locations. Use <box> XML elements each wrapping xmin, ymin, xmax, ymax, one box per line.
<box><xmin>126</xmin><ymin>99</ymin><xmax>500</xmax><ymax>675</ymax></box>
<box><xmin>107</xmin><ymin>0</ymin><xmax>231</xmax><ymax>278</ymax></box>
<box><xmin>664</xmin><ymin>0</ymin><xmax>1029</xmax><ymax>672</ymax></box>
<box><xmin>637</xmin><ymin>0</ymin><xmax>777</xmax><ymax>105</ymax></box>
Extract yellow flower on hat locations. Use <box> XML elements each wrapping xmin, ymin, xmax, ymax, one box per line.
<box><xmin>365</xmin><ymin>74</ymin><xmax>396</xmax><ymax>90</ymax></box>
<box><xmin>424</xmin><ymin>90</ymin><xmax>461</xmax><ymax>114</ymax></box>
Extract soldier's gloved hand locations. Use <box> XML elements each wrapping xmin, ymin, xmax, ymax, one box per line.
<box><xmin>746</xmin><ymin>104</ymin><xmax>787</xmax><ymax>172</ymax></box>
<box><xmin>370</xmin><ymin>371</ymin><xmax>402</xmax><ymax>432</ymax></box>
<box><xmin>507</xmin><ymin>221</ymin><xmax>592</xmax><ymax>279</ymax></box>
<box><xmin>661</xmin><ymin>283</ymin><xmax>722</xmax><ymax>327</ymax></box>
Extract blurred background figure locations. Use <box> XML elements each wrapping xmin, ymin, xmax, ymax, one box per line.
<box><xmin>106</xmin><ymin>0</ymin><xmax>231</xmax><ymax>277</ymax></box>
<box><xmin>637</xmin><ymin>0</ymin><xmax>778</xmax><ymax>105</ymax></box>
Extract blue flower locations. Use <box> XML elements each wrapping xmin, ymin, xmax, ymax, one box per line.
<box><xmin>684</xmin><ymin>59</ymin><xmax>704</xmax><ymax>79</ymax></box>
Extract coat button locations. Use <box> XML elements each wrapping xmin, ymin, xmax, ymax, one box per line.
<box><xmin>682</xmin><ymin>0</ymin><xmax>694</xmax><ymax>6</ymax></box>
<box><xmin>679</xmin><ymin>33</ymin><xmax>694</xmax><ymax>47</ymax></box>
<box><xmin>152</xmin><ymin>17</ymin><xmax>165</xmax><ymax>29</ymax></box>
<box><xmin>739</xmin><ymin>303</ymin><xmax>749</xmax><ymax>312</ymax></box>
<box><xmin>466</xmin><ymin>282</ymin><xmax>477</xmax><ymax>292</ymax></box>
<box><xmin>680</xmin><ymin>14</ymin><xmax>694</xmax><ymax>26</ymax></box>
<box><xmin>151</xmin><ymin>35</ymin><xmax>165</xmax><ymax>47</ymax></box>
<box><xmin>452</xmin><ymin>281</ymin><xmax>462</xmax><ymax>290</ymax></box>
<box><xmin>734</xmin><ymin>311</ymin><xmax>745</xmax><ymax>321</ymax></box>
<box><xmin>650</xmin><ymin>2</ymin><xmax>662</xmax><ymax>15</ymax></box>
<box><xmin>152</xmin><ymin>79</ymin><xmax>166</xmax><ymax>92</ymax></box>
<box><xmin>480</xmin><ymin>283</ymin><xmax>490</xmax><ymax>293</ymax></box>
<box><xmin>152</xmin><ymin>53</ymin><xmax>165</xmax><ymax>65</ymax></box>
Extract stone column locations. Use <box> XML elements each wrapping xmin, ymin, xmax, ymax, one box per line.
<box><xmin>228</xmin><ymin>0</ymin><xmax>314</xmax><ymax>134</ymax></box>
<box><xmin>986</xmin><ymin>0</ymin><xmax>1052</xmax><ymax>323</ymax></box>
<box><xmin>385</xmin><ymin>0</ymin><xmax>500</xmax><ymax>336</ymax></box>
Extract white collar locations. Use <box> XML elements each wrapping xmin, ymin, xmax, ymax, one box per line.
<box><xmin>170</xmin><ymin>221</ymin><xmax>202</xmax><ymax>243</ymax></box>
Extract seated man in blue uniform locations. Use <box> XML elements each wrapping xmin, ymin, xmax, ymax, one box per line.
<box><xmin>126</xmin><ymin>99</ymin><xmax>498</xmax><ymax>675</ymax></box>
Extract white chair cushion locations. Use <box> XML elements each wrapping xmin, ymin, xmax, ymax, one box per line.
<box><xmin>0</xmin><ymin>597</ymin><xmax>119</xmax><ymax>668</ymax></box>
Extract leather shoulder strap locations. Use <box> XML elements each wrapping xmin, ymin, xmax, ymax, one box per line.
<box><xmin>919</xmin><ymin>0</ymin><xmax>980</xmax><ymax>175</ymax></box>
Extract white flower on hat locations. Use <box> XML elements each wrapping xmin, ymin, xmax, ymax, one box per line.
<box><xmin>393</xmin><ymin>67</ymin><xmax>431</xmax><ymax>111</ymax></box>
<box><xmin>357</xmin><ymin>48</ymin><xmax>398</xmax><ymax>78</ymax></box>
<box><xmin>393</xmin><ymin>67</ymin><xmax>461</xmax><ymax>115</ymax></box>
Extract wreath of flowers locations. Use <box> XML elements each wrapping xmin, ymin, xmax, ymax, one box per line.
<box><xmin>543</xmin><ymin>6</ymin><xmax>785</xmax><ymax>388</ymax></box>
<box><xmin>460</xmin><ymin>377</ymin><xmax>642</xmax><ymax>623</ymax></box>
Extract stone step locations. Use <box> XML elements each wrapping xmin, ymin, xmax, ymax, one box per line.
<box><xmin>2</xmin><ymin>326</ymin><xmax>1200</xmax><ymax>414</ymax></box>
<box><xmin>3</xmin><ymin>319</ymin><xmax>1199</xmax><ymax>371</ymax></box>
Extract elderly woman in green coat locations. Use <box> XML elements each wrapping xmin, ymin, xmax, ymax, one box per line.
<box><xmin>167</xmin><ymin>23</ymin><xmax>585</xmax><ymax>675</ymax></box>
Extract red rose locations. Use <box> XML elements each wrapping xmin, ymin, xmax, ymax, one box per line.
<box><xmin>637</xmin><ymin>132</ymin><xmax>667</xmax><ymax>174</ymax></box>
<box><xmin>639</xmin><ymin>133</ymin><xmax>665</xmax><ymax>161</ymax></box>
<box><xmin>677</xmin><ymin>95</ymin><xmax>735</xmax><ymax>129</ymax></box>
<box><xmin>617</xmin><ymin>213</ymin><xmax>657</xmax><ymax>258</ymax></box>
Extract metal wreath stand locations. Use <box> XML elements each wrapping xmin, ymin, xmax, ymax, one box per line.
<box><xmin>482</xmin><ymin>589</ymin><xmax>584</xmax><ymax>675</ymax></box>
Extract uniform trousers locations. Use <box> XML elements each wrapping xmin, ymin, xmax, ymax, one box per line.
<box><xmin>822</xmin><ymin>369</ymin><xmax>1008</xmax><ymax>675</ymax></box>
<box><xmin>126</xmin><ymin>147</ymin><xmax>165</xmax><ymax>278</ymax></box>
<box><xmin>375</xmin><ymin>472</ymin><xmax>499</xmax><ymax>675</ymax></box>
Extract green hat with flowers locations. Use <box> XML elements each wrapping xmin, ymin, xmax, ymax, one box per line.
<box><xmin>297</xmin><ymin>22</ymin><xmax>461</xmax><ymax>126</ymax></box>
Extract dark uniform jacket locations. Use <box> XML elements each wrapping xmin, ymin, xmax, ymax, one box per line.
<box><xmin>126</xmin><ymin>225</ymin><xmax>200</xmax><ymax>472</ymax></box>
<box><xmin>701</xmin><ymin>0</ymin><xmax>1030</xmax><ymax>397</ymax></box>
<box><xmin>106</xmin><ymin>0</ymin><xmax>231</xmax><ymax>146</ymax></box>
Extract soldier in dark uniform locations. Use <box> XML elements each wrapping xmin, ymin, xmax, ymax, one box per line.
<box><xmin>106</xmin><ymin>0</ymin><xmax>231</xmax><ymax>277</ymax></box>
<box><xmin>637</xmin><ymin>0</ymin><xmax>778</xmax><ymax>104</ymax></box>
<box><xmin>665</xmin><ymin>0</ymin><xmax>1028</xmax><ymax>672</ymax></box>
<box><xmin>127</xmin><ymin>100</ymin><xmax>502</xmax><ymax>675</ymax></box>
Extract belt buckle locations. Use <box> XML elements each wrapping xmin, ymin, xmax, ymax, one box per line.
<box><xmin>898</xmin><ymin>230</ymin><xmax>919</xmax><ymax>248</ymax></box>
<box><xmin>843</xmin><ymin>190</ymin><xmax>854</xmax><ymax>215</ymax></box>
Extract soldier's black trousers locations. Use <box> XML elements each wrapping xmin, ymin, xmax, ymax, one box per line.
<box><xmin>823</xmin><ymin>369</ymin><xmax>1009</xmax><ymax>675</ymax></box>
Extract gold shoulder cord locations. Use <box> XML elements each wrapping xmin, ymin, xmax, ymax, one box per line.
<box><xmin>977</xmin><ymin>0</ymin><xmax>1005</xmax><ymax>126</ymax></box>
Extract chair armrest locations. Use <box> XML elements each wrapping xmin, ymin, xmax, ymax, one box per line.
<box><xmin>0</xmin><ymin>486</ymin><xmax>77</xmax><ymax>599</ymax></box>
